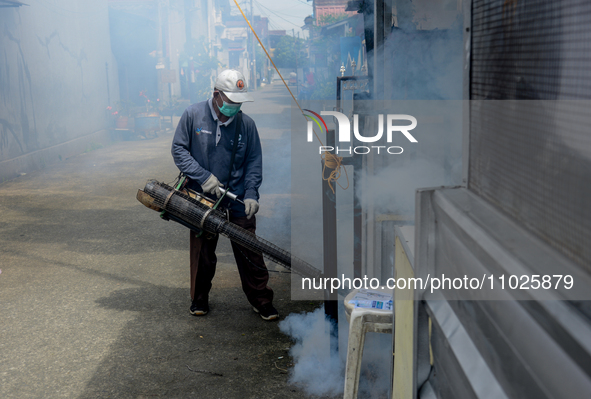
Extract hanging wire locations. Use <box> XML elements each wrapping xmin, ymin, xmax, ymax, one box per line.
<box><xmin>232</xmin><ymin>0</ymin><xmax>349</xmax><ymax>193</ymax></box>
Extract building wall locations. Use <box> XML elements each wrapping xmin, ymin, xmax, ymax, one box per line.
<box><xmin>220</xmin><ymin>24</ymin><xmax>250</xmax><ymax>86</ymax></box>
<box><xmin>0</xmin><ymin>1</ymin><xmax>119</xmax><ymax>163</ymax></box>
<box><xmin>166</xmin><ymin>0</ymin><xmax>228</xmax><ymax>102</ymax></box>
<box><xmin>315</xmin><ymin>6</ymin><xmax>357</xmax><ymax>26</ymax></box>
<box><xmin>168</xmin><ymin>5</ymin><xmax>185</xmax><ymax>99</ymax></box>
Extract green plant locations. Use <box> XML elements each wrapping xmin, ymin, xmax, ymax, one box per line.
<box><xmin>107</xmin><ymin>100</ymin><xmax>132</xmax><ymax>119</ymax></box>
<box><xmin>307</xmin><ymin>32</ymin><xmax>343</xmax><ymax>77</ymax></box>
<box><xmin>310</xmin><ymin>76</ymin><xmax>336</xmax><ymax>100</ymax></box>
<box><xmin>85</xmin><ymin>142</ymin><xmax>104</xmax><ymax>153</ymax></box>
<box><xmin>139</xmin><ymin>90</ymin><xmax>160</xmax><ymax>114</ymax></box>
<box><xmin>107</xmin><ymin>100</ymin><xmax>134</xmax><ymax>129</ymax></box>
<box><xmin>273</xmin><ymin>35</ymin><xmax>307</xmax><ymax>68</ymax></box>
<box><xmin>317</xmin><ymin>13</ymin><xmax>349</xmax><ymax>26</ymax></box>
<box><xmin>115</xmin><ymin>100</ymin><xmax>131</xmax><ymax>117</ymax></box>
<box><xmin>158</xmin><ymin>96</ymin><xmax>184</xmax><ymax>116</ymax></box>
<box><xmin>256</xmin><ymin>45</ymin><xmax>267</xmax><ymax>78</ymax></box>
<box><xmin>179</xmin><ymin>38</ymin><xmax>221</xmax><ymax>102</ymax></box>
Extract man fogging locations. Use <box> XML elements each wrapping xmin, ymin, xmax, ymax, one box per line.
<box><xmin>171</xmin><ymin>69</ymin><xmax>279</xmax><ymax>321</ymax></box>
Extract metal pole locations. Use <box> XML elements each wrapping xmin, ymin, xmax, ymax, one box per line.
<box><xmin>353</xmin><ymin>155</ymin><xmax>362</xmax><ymax>279</ymax></box>
<box><xmin>362</xmin><ymin>2</ymin><xmax>374</xmax><ymax>99</ymax></box>
<box><xmin>337</xmin><ymin>76</ymin><xmax>366</xmax><ymax>280</ymax></box>
<box><xmin>294</xmin><ymin>29</ymin><xmax>298</xmax><ymax>98</ymax></box>
<box><xmin>374</xmin><ymin>0</ymin><xmax>385</xmax><ymax>100</ymax></box>
<box><xmin>184</xmin><ymin>0</ymin><xmax>194</xmax><ymax>103</ymax></box>
<box><xmin>251</xmin><ymin>0</ymin><xmax>257</xmax><ymax>90</ymax></box>
<box><xmin>162</xmin><ymin>0</ymin><xmax>172</xmax><ymax>104</ymax></box>
<box><xmin>105</xmin><ymin>62</ymin><xmax>110</xmax><ymax>106</ymax></box>
<box><xmin>184</xmin><ymin>0</ymin><xmax>192</xmax><ymax>43</ymax></box>
<box><xmin>322</xmin><ymin>129</ymin><xmax>338</xmax><ymax>353</ymax></box>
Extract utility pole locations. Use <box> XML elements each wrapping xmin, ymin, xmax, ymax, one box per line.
<box><xmin>184</xmin><ymin>0</ymin><xmax>194</xmax><ymax>103</ymax></box>
<box><xmin>293</xmin><ymin>29</ymin><xmax>298</xmax><ymax>97</ymax></box>
<box><xmin>184</xmin><ymin>0</ymin><xmax>192</xmax><ymax>43</ymax></box>
<box><xmin>251</xmin><ymin>0</ymin><xmax>257</xmax><ymax>90</ymax></box>
<box><xmin>161</xmin><ymin>0</ymin><xmax>172</xmax><ymax>104</ymax></box>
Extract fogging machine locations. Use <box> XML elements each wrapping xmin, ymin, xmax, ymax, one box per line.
<box><xmin>136</xmin><ymin>178</ymin><xmax>322</xmax><ymax>278</ymax></box>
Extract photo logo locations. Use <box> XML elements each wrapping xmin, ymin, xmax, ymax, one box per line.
<box><xmin>303</xmin><ymin>109</ymin><xmax>327</xmax><ymax>141</ymax></box>
<box><xmin>305</xmin><ymin>110</ymin><xmax>418</xmax><ymax>155</ymax></box>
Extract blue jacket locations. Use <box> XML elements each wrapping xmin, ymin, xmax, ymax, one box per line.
<box><xmin>171</xmin><ymin>99</ymin><xmax>263</xmax><ymax>217</ymax></box>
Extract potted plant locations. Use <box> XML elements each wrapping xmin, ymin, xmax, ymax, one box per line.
<box><xmin>178</xmin><ymin>39</ymin><xmax>220</xmax><ymax>103</ymax></box>
<box><xmin>135</xmin><ymin>90</ymin><xmax>161</xmax><ymax>138</ymax></box>
<box><xmin>158</xmin><ymin>96</ymin><xmax>181</xmax><ymax>117</ymax></box>
<box><xmin>116</xmin><ymin>100</ymin><xmax>131</xmax><ymax>128</ymax></box>
<box><xmin>106</xmin><ymin>100</ymin><xmax>132</xmax><ymax>128</ymax></box>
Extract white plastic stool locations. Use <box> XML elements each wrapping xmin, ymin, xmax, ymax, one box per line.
<box><xmin>343</xmin><ymin>289</ymin><xmax>393</xmax><ymax>399</ymax></box>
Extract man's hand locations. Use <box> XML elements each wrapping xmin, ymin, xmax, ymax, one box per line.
<box><xmin>244</xmin><ymin>199</ymin><xmax>259</xmax><ymax>219</ymax></box>
<box><xmin>201</xmin><ymin>174</ymin><xmax>223</xmax><ymax>198</ymax></box>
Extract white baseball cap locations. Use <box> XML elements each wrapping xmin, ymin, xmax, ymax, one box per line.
<box><xmin>214</xmin><ymin>69</ymin><xmax>254</xmax><ymax>103</ymax></box>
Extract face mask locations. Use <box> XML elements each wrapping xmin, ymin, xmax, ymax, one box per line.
<box><xmin>216</xmin><ymin>95</ymin><xmax>241</xmax><ymax>117</ymax></box>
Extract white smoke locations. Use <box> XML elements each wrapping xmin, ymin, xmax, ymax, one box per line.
<box><xmin>279</xmin><ymin>306</ymin><xmax>392</xmax><ymax>398</ymax></box>
<box><xmin>279</xmin><ymin>307</ymin><xmax>345</xmax><ymax>396</ymax></box>
<box><xmin>357</xmin><ymin>157</ymin><xmax>461</xmax><ymax>217</ymax></box>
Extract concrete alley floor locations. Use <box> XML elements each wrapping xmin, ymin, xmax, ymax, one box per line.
<box><xmin>0</xmin><ymin>83</ymin><xmax>327</xmax><ymax>398</ymax></box>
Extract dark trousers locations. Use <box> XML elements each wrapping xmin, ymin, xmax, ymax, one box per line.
<box><xmin>189</xmin><ymin>215</ymin><xmax>273</xmax><ymax>308</ymax></box>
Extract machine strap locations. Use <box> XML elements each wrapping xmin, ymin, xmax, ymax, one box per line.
<box><xmin>225</xmin><ymin>111</ymin><xmax>242</xmax><ymax>188</ymax></box>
